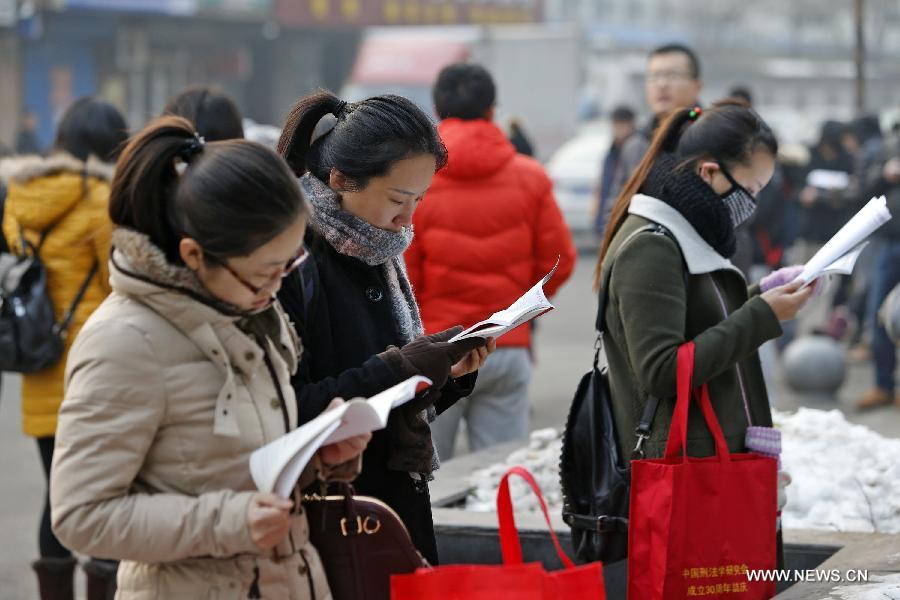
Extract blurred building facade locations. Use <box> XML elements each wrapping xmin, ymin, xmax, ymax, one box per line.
<box><xmin>0</xmin><ymin>0</ymin><xmax>542</xmax><ymax>150</ymax></box>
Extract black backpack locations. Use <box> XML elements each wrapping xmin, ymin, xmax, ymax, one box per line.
<box><xmin>0</xmin><ymin>224</ymin><xmax>98</xmax><ymax>373</ymax></box>
<box><xmin>559</xmin><ymin>224</ymin><xmax>679</xmax><ymax>564</ymax></box>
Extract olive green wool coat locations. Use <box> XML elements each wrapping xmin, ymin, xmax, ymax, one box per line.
<box><xmin>600</xmin><ymin>194</ymin><xmax>783</xmax><ymax>460</ymax></box>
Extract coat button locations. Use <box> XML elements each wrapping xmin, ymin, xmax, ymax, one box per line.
<box><xmin>365</xmin><ymin>286</ymin><xmax>384</xmax><ymax>302</ymax></box>
<box><xmin>298</xmin><ymin>563</ymin><xmax>308</xmax><ymax>576</ymax></box>
<box><xmin>270</xmin><ymin>398</ymin><xmax>281</xmax><ymax>410</ymax></box>
<box><xmin>245</xmin><ymin>351</ymin><xmax>255</xmax><ymax>361</ymax></box>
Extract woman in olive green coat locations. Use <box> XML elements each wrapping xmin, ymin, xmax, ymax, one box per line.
<box><xmin>597</xmin><ymin>101</ymin><xmax>816</xmax><ymax>463</ymax></box>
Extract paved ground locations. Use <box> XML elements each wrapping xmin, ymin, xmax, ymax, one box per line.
<box><xmin>2</xmin><ymin>254</ymin><xmax>898</xmax><ymax>599</ymax></box>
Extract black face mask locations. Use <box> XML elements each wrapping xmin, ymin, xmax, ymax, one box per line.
<box><xmin>718</xmin><ymin>163</ymin><xmax>757</xmax><ymax>228</ymax></box>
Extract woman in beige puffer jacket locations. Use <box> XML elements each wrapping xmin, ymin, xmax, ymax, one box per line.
<box><xmin>50</xmin><ymin>116</ymin><xmax>370</xmax><ymax>599</ymax></box>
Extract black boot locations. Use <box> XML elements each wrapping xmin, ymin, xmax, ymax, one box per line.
<box><xmin>83</xmin><ymin>559</ymin><xmax>118</xmax><ymax>600</ymax></box>
<box><xmin>32</xmin><ymin>556</ymin><xmax>76</xmax><ymax>600</ymax></box>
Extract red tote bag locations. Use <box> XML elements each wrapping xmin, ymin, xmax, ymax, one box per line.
<box><xmin>392</xmin><ymin>466</ymin><xmax>606</xmax><ymax>600</ymax></box>
<box><xmin>628</xmin><ymin>342</ymin><xmax>778</xmax><ymax>600</ymax></box>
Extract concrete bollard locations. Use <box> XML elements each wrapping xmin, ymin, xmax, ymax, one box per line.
<box><xmin>782</xmin><ymin>335</ymin><xmax>847</xmax><ymax>402</ymax></box>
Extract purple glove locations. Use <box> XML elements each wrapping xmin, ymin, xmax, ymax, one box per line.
<box><xmin>759</xmin><ymin>265</ymin><xmax>804</xmax><ymax>293</ymax></box>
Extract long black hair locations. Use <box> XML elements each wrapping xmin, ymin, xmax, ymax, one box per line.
<box><xmin>109</xmin><ymin>116</ymin><xmax>307</xmax><ymax>265</ymax></box>
<box><xmin>54</xmin><ymin>97</ymin><xmax>129</xmax><ymax>163</ymax></box>
<box><xmin>596</xmin><ymin>100</ymin><xmax>778</xmax><ymax>286</ymax></box>
<box><xmin>277</xmin><ymin>90</ymin><xmax>447</xmax><ymax>190</ymax></box>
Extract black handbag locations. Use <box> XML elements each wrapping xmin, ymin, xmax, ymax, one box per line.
<box><xmin>0</xmin><ymin>227</ymin><xmax>98</xmax><ymax>373</ymax></box>
<box><xmin>304</xmin><ymin>483</ymin><xmax>427</xmax><ymax>600</ymax></box>
<box><xmin>559</xmin><ymin>224</ymin><xmax>673</xmax><ymax>564</ymax></box>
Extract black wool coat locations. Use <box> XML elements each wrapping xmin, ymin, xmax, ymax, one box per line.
<box><xmin>277</xmin><ymin>229</ymin><xmax>475</xmax><ymax>565</ymax></box>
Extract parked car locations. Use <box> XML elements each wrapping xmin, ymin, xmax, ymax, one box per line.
<box><xmin>546</xmin><ymin>122</ymin><xmax>610</xmax><ymax>249</ymax></box>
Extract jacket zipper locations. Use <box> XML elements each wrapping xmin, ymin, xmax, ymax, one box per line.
<box><xmin>707</xmin><ymin>275</ymin><xmax>753</xmax><ymax>427</ymax></box>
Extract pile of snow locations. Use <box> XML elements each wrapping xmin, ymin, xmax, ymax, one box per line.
<box><xmin>776</xmin><ymin>408</ymin><xmax>900</xmax><ymax>534</ymax></box>
<box><xmin>466</xmin><ymin>428</ymin><xmax>562</xmax><ymax>514</ymax></box>
<box><xmin>464</xmin><ymin>409</ymin><xmax>900</xmax><ymax>534</ymax></box>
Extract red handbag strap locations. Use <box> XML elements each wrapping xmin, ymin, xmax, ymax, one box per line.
<box><xmin>497</xmin><ymin>466</ymin><xmax>576</xmax><ymax>569</ymax></box>
<box><xmin>663</xmin><ymin>343</ymin><xmax>731</xmax><ymax>463</ymax></box>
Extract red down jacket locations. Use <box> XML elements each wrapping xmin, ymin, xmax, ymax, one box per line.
<box><xmin>405</xmin><ymin>118</ymin><xmax>576</xmax><ymax>349</ymax></box>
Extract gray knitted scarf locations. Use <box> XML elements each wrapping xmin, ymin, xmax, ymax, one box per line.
<box><xmin>300</xmin><ymin>174</ymin><xmax>424</xmax><ymax>344</ymax></box>
<box><xmin>300</xmin><ymin>174</ymin><xmax>444</xmax><ymax>478</ymax></box>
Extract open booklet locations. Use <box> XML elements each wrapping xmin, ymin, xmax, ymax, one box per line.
<box><xmin>449</xmin><ymin>257</ymin><xmax>560</xmax><ymax>343</ymax></box>
<box><xmin>249</xmin><ymin>375</ymin><xmax>432</xmax><ymax>498</ymax></box>
<box><xmin>796</xmin><ymin>195</ymin><xmax>892</xmax><ymax>287</ymax></box>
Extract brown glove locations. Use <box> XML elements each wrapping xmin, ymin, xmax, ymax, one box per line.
<box><xmin>378</xmin><ymin>326</ymin><xmax>485</xmax><ymax>390</ymax></box>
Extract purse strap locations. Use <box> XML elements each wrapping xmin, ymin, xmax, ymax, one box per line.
<box><xmin>663</xmin><ymin>342</ymin><xmax>731</xmax><ymax>463</ymax></box>
<box><xmin>497</xmin><ymin>466</ymin><xmax>576</xmax><ymax>569</ymax></box>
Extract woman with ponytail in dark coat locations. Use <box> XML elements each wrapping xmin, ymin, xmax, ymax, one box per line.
<box><xmin>276</xmin><ymin>91</ymin><xmax>495</xmax><ymax>564</ymax></box>
<box><xmin>596</xmin><ymin>100</ymin><xmax>818</xmax><ymax>566</ymax></box>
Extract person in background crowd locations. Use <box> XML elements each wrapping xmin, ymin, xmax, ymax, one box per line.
<box><xmin>788</xmin><ymin>120</ymin><xmax>855</xmax><ymax>337</ymax></box>
<box><xmin>408</xmin><ymin>63</ymin><xmax>576</xmax><ymax>461</ymax></box>
<box><xmin>16</xmin><ymin>110</ymin><xmax>42</xmax><ymax>156</ymax></box>
<box><xmin>794</xmin><ymin>121</ymin><xmax>855</xmax><ymax>257</ymax></box>
<box><xmin>50</xmin><ymin>115</ymin><xmax>370</xmax><ymax>599</ymax></box>
<box><xmin>1</xmin><ymin>97</ymin><xmax>127</xmax><ymax>600</ymax></box>
<box><xmin>0</xmin><ymin>143</ymin><xmax>10</xmax><ymax>414</ymax></box>
<box><xmin>606</xmin><ymin>43</ymin><xmax>704</xmax><ymax>206</ymax></box>
<box><xmin>836</xmin><ymin>115</ymin><xmax>886</xmax><ymax>354</ymax></box>
<box><xmin>856</xmin><ymin>124</ymin><xmax>900</xmax><ymax>409</ymax></box>
<box><xmin>507</xmin><ymin>117</ymin><xmax>535</xmax><ymax>157</ymax></box>
<box><xmin>276</xmin><ymin>90</ymin><xmax>492</xmax><ymax>565</ymax></box>
<box><xmin>163</xmin><ymin>85</ymin><xmax>245</xmax><ymax>142</ymax></box>
<box><xmin>0</xmin><ymin>143</ymin><xmax>11</xmax><ymax>254</ymax></box>
<box><xmin>727</xmin><ymin>85</ymin><xmax>754</xmax><ymax>107</ymax></box>
<box><xmin>595</xmin><ymin>105</ymin><xmax>637</xmax><ymax>238</ymax></box>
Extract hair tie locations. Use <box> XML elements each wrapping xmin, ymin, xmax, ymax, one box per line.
<box><xmin>334</xmin><ymin>100</ymin><xmax>348</xmax><ymax>118</ymax></box>
<box><xmin>688</xmin><ymin>106</ymin><xmax>702</xmax><ymax>121</ymax></box>
<box><xmin>179</xmin><ymin>132</ymin><xmax>206</xmax><ymax>161</ymax></box>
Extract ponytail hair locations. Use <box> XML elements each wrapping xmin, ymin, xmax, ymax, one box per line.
<box><xmin>277</xmin><ymin>90</ymin><xmax>447</xmax><ymax>190</ymax></box>
<box><xmin>594</xmin><ymin>99</ymin><xmax>777</xmax><ymax>288</ymax></box>
<box><xmin>110</xmin><ymin>116</ymin><xmax>307</xmax><ymax>265</ymax></box>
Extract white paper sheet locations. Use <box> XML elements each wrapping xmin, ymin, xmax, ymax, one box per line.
<box><xmin>450</xmin><ymin>257</ymin><xmax>560</xmax><ymax>342</ymax></box>
<box><xmin>797</xmin><ymin>196</ymin><xmax>892</xmax><ymax>287</ymax></box>
<box><xmin>807</xmin><ymin>169</ymin><xmax>850</xmax><ymax>191</ymax></box>
<box><xmin>249</xmin><ymin>376</ymin><xmax>432</xmax><ymax>498</ymax></box>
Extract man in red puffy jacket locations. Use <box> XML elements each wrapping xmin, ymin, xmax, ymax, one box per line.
<box><xmin>406</xmin><ymin>63</ymin><xmax>576</xmax><ymax>459</ymax></box>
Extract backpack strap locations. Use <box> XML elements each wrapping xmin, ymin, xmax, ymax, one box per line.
<box><xmin>595</xmin><ymin>223</ymin><xmax>685</xmax><ymax>459</ymax></box>
<box><xmin>54</xmin><ymin>260</ymin><xmax>99</xmax><ymax>337</ymax></box>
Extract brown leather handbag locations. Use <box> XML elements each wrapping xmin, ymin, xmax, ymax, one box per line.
<box><xmin>304</xmin><ymin>484</ymin><xmax>427</xmax><ymax>600</ymax></box>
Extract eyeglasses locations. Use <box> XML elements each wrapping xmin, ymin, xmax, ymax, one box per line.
<box><xmin>215</xmin><ymin>245</ymin><xmax>309</xmax><ymax>296</ymax></box>
<box><xmin>646</xmin><ymin>70</ymin><xmax>695</xmax><ymax>84</ymax></box>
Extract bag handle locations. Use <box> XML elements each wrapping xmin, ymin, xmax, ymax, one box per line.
<box><xmin>663</xmin><ymin>342</ymin><xmax>731</xmax><ymax>463</ymax></box>
<box><xmin>497</xmin><ymin>466</ymin><xmax>576</xmax><ymax>569</ymax></box>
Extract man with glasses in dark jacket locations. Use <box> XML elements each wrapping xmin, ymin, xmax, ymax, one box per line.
<box><xmin>606</xmin><ymin>43</ymin><xmax>703</xmax><ymax>208</ymax></box>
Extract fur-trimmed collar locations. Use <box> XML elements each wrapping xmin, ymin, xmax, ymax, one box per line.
<box><xmin>110</xmin><ymin>227</ymin><xmax>303</xmax><ymax>368</ymax></box>
<box><xmin>0</xmin><ymin>152</ymin><xmax>115</xmax><ymax>184</ymax></box>
<box><xmin>110</xmin><ymin>227</ymin><xmax>242</xmax><ymax>316</ymax></box>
